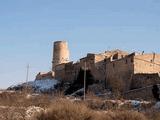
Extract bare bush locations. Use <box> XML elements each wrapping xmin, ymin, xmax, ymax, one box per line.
<box><xmin>108</xmin><ymin>111</ymin><xmax>147</xmax><ymax>120</ymax></box>
<box><xmin>35</xmin><ymin>99</ymin><xmax>93</xmax><ymax>120</ymax></box>
<box><xmin>35</xmin><ymin>99</ymin><xmax>148</xmax><ymax>120</ymax></box>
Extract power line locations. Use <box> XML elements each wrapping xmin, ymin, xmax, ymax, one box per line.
<box><xmin>26</xmin><ymin>64</ymin><xmax>30</xmax><ymax>83</ymax></box>
<box><xmin>84</xmin><ymin>61</ymin><xmax>86</xmax><ymax>100</ymax></box>
<box><xmin>135</xmin><ymin>57</ymin><xmax>160</xmax><ymax>66</ymax></box>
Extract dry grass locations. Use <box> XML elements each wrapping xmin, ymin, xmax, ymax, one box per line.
<box><xmin>0</xmin><ymin>91</ymin><xmax>53</xmax><ymax>120</ymax></box>
<box><xmin>108</xmin><ymin>111</ymin><xmax>147</xmax><ymax>120</ymax></box>
<box><xmin>145</xmin><ymin>109</ymin><xmax>160</xmax><ymax>120</ymax></box>
<box><xmin>35</xmin><ymin>99</ymin><xmax>93</xmax><ymax>120</ymax></box>
<box><xmin>0</xmin><ymin>91</ymin><xmax>52</xmax><ymax>107</ymax></box>
<box><xmin>35</xmin><ymin>99</ymin><xmax>148</xmax><ymax>120</ymax></box>
<box><xmin>0</xmin><ymin>91</ymin><xmax>159</xmax><ymax>120</ymax></box>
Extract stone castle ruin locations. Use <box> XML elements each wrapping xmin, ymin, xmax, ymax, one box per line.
<box><xmin>36</xmin><ymin>40</ymin><xmax>160</xmax><ymax>99</ymax></box>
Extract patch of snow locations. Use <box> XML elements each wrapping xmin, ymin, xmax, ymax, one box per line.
<box><xmin>25</xmin><ymin>106</ymin><xmax>44</xmax><ymax>119</ymax></box>
<box><xmin>30</xmin><ymin>79</ymin><xmax>58</xmax><ymax>92</ymax></box>
<box><xmin>141</xmin><ymin>101</ymin><xmax>151</xmax><ymax>104</ymax></box>
<box><xmin>8</xmin><ymin>79</ymin><xmax>59</xmax><ymax>93</ymax></box>
<box><xmin>131</xmin><ymin>100</ymin><xmax>141</xmax><ymax>108</ymax></box>
<box><xmin>154</xmin><ymin>102</ymin><xmax>160</xmax><ymax>109</ymax></box>
<box><xmin>70</xmin><ymin>88</ymin><xmax>84</xmax><ymax>96</ymax></box>
<box><xmin>26</xmin><ymin>94</ymin><xmax>40</xmax><ymax>99</ymax></box>
<box><xmin>0</xmin><ymin>90</ymin><xmax>15</xmax><ymax>93</ymax></box>
<box><xmin>26</xmin><ymin>94</ymin><xmax>32</xmax><ymax>99</ymax></box>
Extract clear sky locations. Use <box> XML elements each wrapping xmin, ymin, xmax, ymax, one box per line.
<box><xmin>0</xmin><ymin>0</ymin><xmax>160</xmax><ymax>88</ymax></box>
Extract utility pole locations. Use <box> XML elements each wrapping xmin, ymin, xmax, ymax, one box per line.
<box><xmin>26</xmin><ymin>64</ymin><xmax>30</xmax><ymax>90</ymax></box>
<box><xmin>104</xmin><ymin>57</ymin><xmax>107</xmax><ymax>89</ymax></box>
<box><xmin>84</xmin><ymin>61</ymin><xmax>86</xmax><ymax>100</ymax></box>
<box><xmin>26</xmin><ymin>64</ymin><xmax>29</xmax><ymax>83</ymax></box>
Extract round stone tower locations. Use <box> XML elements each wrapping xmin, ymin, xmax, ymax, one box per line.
<box><xmin>52</xmin><ymin>41</ymin><xmax>69</xmax><ymax>71</ymax></box>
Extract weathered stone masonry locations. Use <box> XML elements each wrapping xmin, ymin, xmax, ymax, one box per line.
<box><xmin>36</xmin><ymin>41</ymin><xmax>160</xmax><ymax>96</ymax></box>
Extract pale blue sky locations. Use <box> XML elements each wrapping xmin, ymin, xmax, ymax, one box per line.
<box><xmin>0</xmin><ymin>0</ymin><xmax>160</xmax><ymax>88</ymax></box>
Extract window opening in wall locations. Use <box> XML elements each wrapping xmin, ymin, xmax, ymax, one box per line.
<box><xmin>131</xmin><ymin>58</ymin><xmax>133</xmax><ymax>63</ymax></box>
<box><xmin>113</xmin><ymin>53</ymin><xmax>118</xmax><ymax>60</ymax></box>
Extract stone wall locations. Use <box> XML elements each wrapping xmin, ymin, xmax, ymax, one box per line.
<box><xmin>92</xmin><ymin>54</ymin><xmax>106</xmax><ymax>81</ymax></box>
<box><xmin>134</xmin><ymin>54</ymin><xmax>160</xmax><ymax>74</ymax></box>
<box><xmin>36</xmin><ymin>71</ymin><xmax>54</xmax><ymax>80</ymax></box>
<box><xmin>55</xmin><ymin>62</ymin><xmax>81</xmax><ymax>82</ymax></box>
<box><xmin>106</xmin><ymin>54</ymin><xmax>134</xmax><ymax>92</ymax></box>
<box><xmin>54</xmin><ymin>53</ymin><xmax>107</xmax><ymax>83</ymax></box>
<box><xmin>79</xmin><ymin>54</ymin><xmax>106</xmax><ymax>81</ymax></box>
<box><xmin>54</xmin><ymin>50</ymin><xmax>129</xmax><ymax>85</ymax></box>
<box><xmin>130</xmin><ymin>73</ymin><xmax>160</xmax><ymax>90</ymax></box>
<box><xmin>64</xmin><ymin>62</ymin><xmax>80</xmax><ymax>82</ymax></box>
<box><xmin>55</xmin><ymin>63</ymin><xmax>65</xmax><ymax>81</ymax></box>
<box><xmin>53</xmin><ymin>47</ymin><xmax>160</xmax><ymax>94</ymax></box>
<box><xmin>124</xmin><ymin>86</ymin><xmax>154</xmax><ymax>100</ymax></box>
<box><xmin>105</xmin><ymin>53</ymin><xmax>160</xmax><ymax>92</ymax></box>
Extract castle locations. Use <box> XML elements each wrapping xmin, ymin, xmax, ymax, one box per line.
<box><xmin>36</xmin><ymin>41</ymin><xmax>160</xmax><ymax>98</ymax></box>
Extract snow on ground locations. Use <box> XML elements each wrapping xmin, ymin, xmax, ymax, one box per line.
<box><xmin>25</xmin><ymin>106</ymin><xmax>44</xmax><ymax>119</ymax></box>
<box><xmin>154</xmin><ymin>102</ymin><xmax>160</xmax><ymax>109</ymax></box>
<box><xmin>70</xmin><ymin>88</ymin><xmax>84</xmax><ymax>96</ymax></box>
<box><xmin>28</xmin><ymin>79</ymin><xmax>58</xmax><ymax>92</ymax></box>
<box><xmin>8</xmin><ymin>79</ymin><xmax>59</xmax><ymax>93</ymax></box>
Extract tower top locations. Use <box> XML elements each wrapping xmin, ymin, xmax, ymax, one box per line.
<box><xmin>54</xmin><ymin>40</ymin><xmax>67</xmax><ymax>44</ymax></box>
<box><xmin>52</xmin><ymin>40</ymin><xmax>70</xmax><ymax>71</ymax></box>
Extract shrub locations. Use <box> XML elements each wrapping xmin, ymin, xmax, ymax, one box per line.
<box><xmin>107</xmin><ymin>111</ymin><xmax>148</xmax><ymax>120</ymax></box>
<box><xmin>145</xmin><ymin>110</ymin><xmax>160</xmax><ymax>120</ymax></box>
<box><xmin>35</xmin><ymin>99</ymin><xmax>93</xmax><ymax>120</ymax></box>
<box><xmin>35</xmin><ymin>99</ymin><xmax>148</xmax><ymax>120</ymax></box>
